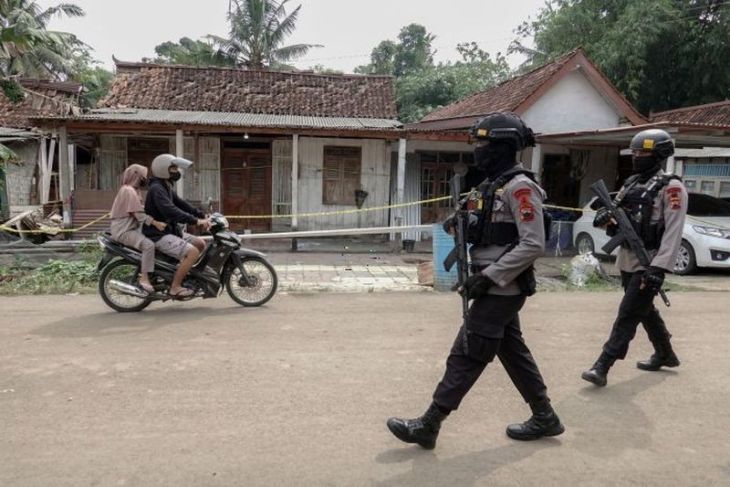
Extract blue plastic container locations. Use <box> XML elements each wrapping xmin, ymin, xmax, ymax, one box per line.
<box><xmin>432</xmin><ymin>223</ymin><xmax>458</xmax><ymax>292</ymax></box>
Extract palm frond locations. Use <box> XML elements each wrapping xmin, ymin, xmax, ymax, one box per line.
<box><xmin>272</xmin><ymin>43</ymin><xmax>321</xmax><ymax>62</ymax></box>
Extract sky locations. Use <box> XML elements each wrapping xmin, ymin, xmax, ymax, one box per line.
<box><xmin>39</xmin><ymin>0</ymin><xmax>547</xmax><ymax>73</ymax></box>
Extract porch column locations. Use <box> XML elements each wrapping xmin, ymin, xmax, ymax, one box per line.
<box><xmin>291</xmin><ymin>134</ymin><xmax>300</xmax><ymax>231</ymax></box>
<box><xmin>175</xmin><ymin>129</ymin><xmax>185</xmax><ymax>197</ymax></box>
<box><xmin>58</xmin><ymin>125</ymin><xmax>71</xmax><ymax>226</ymax></box>
<box><xmin>531</xmin><ymin>144</ymin><xmax>543</xmax><ymax>182</ymax></box>
<box><xmin>394</xmin><ymin>138</ymin><xmax>407</xmax><ymax>244</ymax></box>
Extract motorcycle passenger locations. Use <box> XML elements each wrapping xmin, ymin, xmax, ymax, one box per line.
<box><xmin>143</xmin><ymin>154</ymin><xmax>211</xmax><ymax>298</ymax></box>
<box><xmin>109</xmin><ymin>164</ymin><xmax>167</xmax><ymax>293</ymax></box>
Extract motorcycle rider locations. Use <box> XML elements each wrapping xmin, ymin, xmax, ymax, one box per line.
<box><xmin>144</xmin><ymin>154</ymin><xmax>211</xmax><ymax>298</ymax></box>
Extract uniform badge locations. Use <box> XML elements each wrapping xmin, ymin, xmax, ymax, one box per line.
<box><xmin>667</xmin><ymin>187</ymin><xmax>682</xmax><ymax>210</ymax></box>
<box><xmin>514</xmin><ymin>188</ymin><xmax>535</xmax><ymax>222</ymax></box>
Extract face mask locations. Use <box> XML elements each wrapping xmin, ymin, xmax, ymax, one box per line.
<box><xmin>169</xmin><ymin>172</ymin><xmax>182</xmax><ymax>182</ymax></box>
<box><xmin>137</xmin><ymin>177</ymin><xmax>148</xmax><ymax>189</ymax></box>
<box><xmin>474</xmin><ymin>142</ymin><xmax>517</xmax><ymax>179</ymax></box>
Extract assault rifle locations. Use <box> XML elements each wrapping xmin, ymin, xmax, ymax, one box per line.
<box><xmin>590</xmin><ymin>179</ymin><xmax>671</xmax><ymax>307</ymax></box>
<box><xmin>444</xmin><ymin>175</ymin><xmax>470</xmax><ymax>352</ymax></box>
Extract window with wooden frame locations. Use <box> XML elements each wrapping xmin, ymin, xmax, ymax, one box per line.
<box><xmin>322</xmin><ymin>146</ymin><xmax>362</xmax><ymax>205</ymax></box>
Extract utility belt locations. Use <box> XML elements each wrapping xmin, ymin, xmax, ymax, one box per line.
<box><xmin>470</xmin><ymin>262</ymin><xmax>537</xmax><ymax>297</ymax></box>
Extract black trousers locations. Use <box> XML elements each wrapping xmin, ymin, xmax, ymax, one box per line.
<box><xmin>602</xmin><ymin>271</ymin><xmax>673</xmax><ymax>360</ymax></box>
<box><xmin>432</xmin><ymin>293</ymin><xmax>548</xmax><ymax>412</ymax></box>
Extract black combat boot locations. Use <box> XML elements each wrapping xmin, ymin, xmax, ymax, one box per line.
<box><xmin>637</xmin><ymin>342</ymin><xmax>680</xmax><ymax>371</ymax></box>
<box><xmin>506</xmin><ymin>397</ymin><xmax>565</xmax><ymax>441</ymax></box>
<box><xmin>581</xmin><ymin>352</ymin><xmax>616</xmax><ymax>387</ymax></box>
<box><xmin>386</xmin><ymin>403</ymin><xmax>449</xmax><ymax>450</ymax></box>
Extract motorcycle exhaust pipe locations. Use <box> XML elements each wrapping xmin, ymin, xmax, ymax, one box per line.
<box><xmin>108</xmin><ymin>280</ymin><xmax>149</xmax><ymax>298</ymax></box>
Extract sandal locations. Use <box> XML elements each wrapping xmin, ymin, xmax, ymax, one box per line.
<box><xmin>139</xmin><ymin>282</ymin><xmax>155</xmax><ymax>294</ymax></box>
<box><xmin>169</xmin><ymin>287</ymin><xmax>194</xmax><ymax>299</ymax></box>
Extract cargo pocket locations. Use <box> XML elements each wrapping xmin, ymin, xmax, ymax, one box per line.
<box><xmin>465</xmin><ymin>329</ymin><xmax>500</xmax><ymax>364</ymax></box>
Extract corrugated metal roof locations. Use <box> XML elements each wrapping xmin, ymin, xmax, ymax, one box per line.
<box><xmin>44</xmin><ymin>108</ymin><xmax>403</xmax><ymax>131</ymax></box>
<box><xmin>0</xmin><ymin>126</ymin><xmax>37</xmax><ymax>140</ymax></box>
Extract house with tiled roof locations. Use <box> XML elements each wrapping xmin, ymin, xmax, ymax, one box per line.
<box><xmin>0</xmin><ymin>79</ymin><xmax>82</xmax><ymax>219</ymax></box>
<box><xmin>401</xmin><ymin>49</ymin><xmax>648</xmax><ymax>230</ymax></box>
<box><xmin>650</xmin><ymin>101</ymin><xmax>730</xmax><ymax>198</ymax></box>
<box><xmin>398</xmin><ymin>49</ymin><xmax>730</xmax><ymax>241</ymax></box>
<box><xmin>32</xmin><ymin>60</ymin><xmax>403</xmax><ymax>237</ymax></box>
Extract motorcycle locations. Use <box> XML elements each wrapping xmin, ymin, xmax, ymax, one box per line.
<box><xmin>97</xmin><ymin>213</ymin><xmax>277</xmax><ymax>312</ymax></box>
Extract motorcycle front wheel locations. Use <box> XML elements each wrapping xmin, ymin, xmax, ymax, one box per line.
<box><xmin>226</xmin><ymin>256</ymin><xmax>277</xmax><ymax>307</ymax></box>
<box><xmin>98</xmin><ymin>259</ymin><xmax>152</xmax><ymax>313</ymax></box>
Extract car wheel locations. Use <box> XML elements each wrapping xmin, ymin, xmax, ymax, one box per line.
<box><xmin>575</xmin><ymin>233</ymin><xmax>595</xmax><ymax>255</ymax></box>
<box><xmin>674</xmin><ymin>240</ymin><xmax>697</xmax><ymax>275</ymax></box>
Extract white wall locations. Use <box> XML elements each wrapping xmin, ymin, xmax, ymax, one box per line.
<box><xmin>298</xmin><ymin>137</ymin><xmax>391</xmax><ymax>231</ymax></box>
<box><xmin>522</xmin><ymin>69</ymin><xmax>621</xmax><ymax>134</ymax></box>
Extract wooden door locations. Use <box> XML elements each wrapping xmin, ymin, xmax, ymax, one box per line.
<box><xmin>221</xmin><ymin>148</ymin><xmax>272</xmax><ymax>232</ymax></box>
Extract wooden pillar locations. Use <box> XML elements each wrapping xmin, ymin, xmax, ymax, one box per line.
<box><xmin>58</xmin><ymin>126</ymin><xmax>71</xmax><ymax>226</ymax></box>
<box><xmin>176</xmin><ymin>129</ymin><xmax>185</xmax><ymax>197</ymax></box>
<box><xmin>291</xmin><ymin>134</ymin><xmax>299</xmax><ymax>251</ymax></box>
<box><xmin>394</xmin><ymin>138</ymin><xmax>407</xmax><ymax>246</ymax></box>
<box><xmin>531</xmin><ymin>144</ymin><xmax>543</xmax><ymax>183</ymax></box>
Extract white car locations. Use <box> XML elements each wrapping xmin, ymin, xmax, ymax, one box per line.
<box><xmin>572</xmin><ymin>192</ymin><xmax>730</xmax><ymax>275</ymax></box>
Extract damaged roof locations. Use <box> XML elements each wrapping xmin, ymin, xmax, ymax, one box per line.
<box><xmin>100</xmin><ymin>60</ymin><xmax>398</xmax><ymax>120</ymax></box>
<box><xmin>0</xmin><ymin>79</ymin><xmax>82</xmax><ymax>129</ymax></box>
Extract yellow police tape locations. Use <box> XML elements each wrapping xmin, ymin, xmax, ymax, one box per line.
<box><xmin>3</xmin><ymin>195</ymin><xmax>727</xmax><ymax>235</ymax></box>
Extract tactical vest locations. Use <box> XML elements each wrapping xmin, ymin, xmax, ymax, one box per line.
<box><xmin>618</xmin><ymin>173</ymin><xmax>682</xmax><ymax>251</ymax></box>
<box><xmin>466</xmin><ymin>169</ymin><xmax>552</xmax><ymax>246</ymax></box>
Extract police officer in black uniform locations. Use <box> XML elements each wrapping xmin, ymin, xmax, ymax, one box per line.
<box><xmin>582</xmin><ymin>129</ymin><xmax>687</xmax><ymax>387</ymax></box>
<box><xmin>386</xmin><ymin>112</ymin><xmax>564</xmax><ymax>449</ymax></box>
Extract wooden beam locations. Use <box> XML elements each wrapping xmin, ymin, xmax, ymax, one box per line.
<box><xmin>291</xmin><ymin>134</ymin><xmax>299</xmax><ymax>232</ymax></box>
<box><xmin>58</xmin><ymin>126</ymin><xmax>71</xmax><ymax>226</ymax></box>
<box><xmin>41</xmin><ymin>121</ymin><xmax>403</xmax><ymax>140</ymax></box>
<box><xmin>175</xmin><ymin>129</ymin><xmax>184</xmax><ymax>197</ymax></box>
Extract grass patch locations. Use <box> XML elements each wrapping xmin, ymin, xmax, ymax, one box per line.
<box><xmin>0</xmin><ymin>244</ymin><xmax>100</xmax><ymax>295</ymax></box>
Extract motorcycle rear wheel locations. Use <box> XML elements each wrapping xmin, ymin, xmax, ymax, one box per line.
<box><xmin>98</xmin><ymin>259</ymin><xmax>152</xmax><ymax>313</ymax></box>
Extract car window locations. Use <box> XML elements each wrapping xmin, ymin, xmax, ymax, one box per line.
<box><xmin>687</xmin><ymin>193</ymin><xmax>730</xmax><ymax>217</ymax></box>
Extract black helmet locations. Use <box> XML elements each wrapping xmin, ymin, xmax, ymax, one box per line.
<box><xmin>629</xmin><ymin>129</ymin><xmax>674</xmax><ymax>160</ymax></box>
<box><xmin>469</xmin><ymin>112</ymin><xmax>536</xmax><ymax>151</ymax></box>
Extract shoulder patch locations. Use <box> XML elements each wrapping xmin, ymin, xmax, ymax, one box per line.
<box><xmin>666</xmin><ymin>186</ymin><xmax>682</xmax><ymax>210</ymax></box>
<box><xmin>514</xmin><ymin>188</ymin><xmax>535</xmax><ymax>222</ymax></box>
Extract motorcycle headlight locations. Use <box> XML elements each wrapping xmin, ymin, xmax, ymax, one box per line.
<box><xmin>692</xmin><ymin>225</ymin><xmax>730</xmax><ymax>239</ymax></box>
<box><xmin>218</xmin><ymin>216</ymin><xmax>230</xmax><ymax>229</ymax></box>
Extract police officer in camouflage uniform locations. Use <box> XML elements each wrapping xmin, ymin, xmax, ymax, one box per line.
<box><xmin>582</xmin><ymin>129</ymin><xmax>687</xmax><ymax>387</ymax></box>
<box><xmin>386</xmin><ymin>112</ymin><xmax>564</xmax><ymax>449</ymax></box>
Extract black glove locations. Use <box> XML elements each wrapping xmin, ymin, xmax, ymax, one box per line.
<box><xmin>461</xmin><ymin>274</ymin><xmax>495</xmax><ymax>299</ymax></box>
<box><xmin>593</xmin><ymin>207</ymin><xmax>613</xmax><ymax>228</ymax></box>
<box><xmin>643</xmin><ymin>266</ymin><xmax>665</xmax><ymax>293</ymax></box>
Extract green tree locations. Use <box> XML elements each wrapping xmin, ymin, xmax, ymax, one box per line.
<box><xmin>152</xmin><ymin>37</ymin><xmax>234</xmax><ymax>67</ymax></box>
<box><xmin>209</xmin><ymin>0</ymin><xmax>322</xmax><ymax>69</ymax></box>
<box><xmin>0</xmin><ymin>0</ymin><xmax>84</xmax><ymax>79</ymax></box>
<box><xmin>354</xmin><ymin>40</ymin><xmax>397</xmax><ymax>75</ymax></box>
<box><xmin>396</xmin><ymin>43</ymin><xmax>510</xmax><ymax>123</ymax></box>
<box><xmin>393</xmin><ymin>24</ymin><xmax>436</xmax><ymax>77</ymax></box>
<box><xmin>512</xmin><ymin>0</ymin><xmax>730</xmax><ymax>113</ymax></box>
<box><xmin>69</xmin><ymin>49</ymin><xmax>113</xmax><ymax>108</ymax></box>
<box><xmin>355</xmin><ymin>24</ymin><xmax>435</xmax><ymax>76</ymax></box>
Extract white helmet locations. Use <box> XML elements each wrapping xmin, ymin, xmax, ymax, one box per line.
<box><xmin>150</xmin><ymin>154</ymin><xmax>193</xmax><ymax>179</ymax></box>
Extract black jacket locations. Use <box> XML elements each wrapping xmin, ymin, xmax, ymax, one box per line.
<box><xmin>143</xmin><ymin>178</ymin><xmax>204</xmax><ymax>241</ymax></box>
